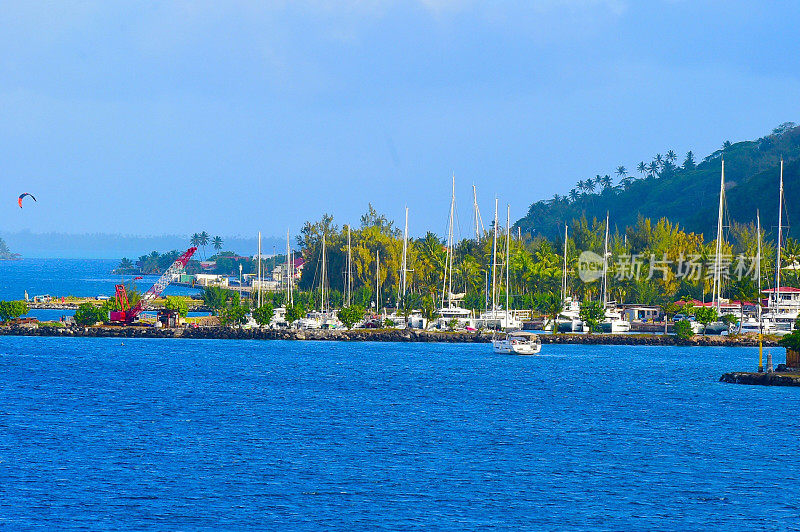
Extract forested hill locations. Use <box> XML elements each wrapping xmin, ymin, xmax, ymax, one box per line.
<box><xmin>516</xmin><ymin>123</ymin><xmax>800</xmax><ymax>241</ymax></box>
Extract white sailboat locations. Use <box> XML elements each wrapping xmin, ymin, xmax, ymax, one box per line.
<box><xmin>704</xmin><ymin>157</ymin><xmax>736</xmax><ymax>335</ymax></box>
<box><xmin>599</xmin><ymin>213</ymin><xmax>631</xmax><ymax>333</ymax></box>
<box><xmin>436</xmin><ymin>175</ymin><xmax>473</xmax><ymax>330</ymax></box>
<box><xmin>492</xmin><ymin>204</ymin><xmax>538</xmax><ymax>355</ymax></box>
<box><xmin>762</xmin><ymin>158</ymin><xmax>797</xmax><ymax>335</ymax></box>
<box><xmin>543</xmin><ymin>224</ymin><xmax>584</xmax><ymax>332</ymax></box>
<box><xmin>478</xmin><ymin>201</ymin><xmax>521</xmax><ymax>330</ymax></box>
<box><xmin>740</xmin><ymin>210</ymin><xmax>778</xmax><ymax>335</ymax></box>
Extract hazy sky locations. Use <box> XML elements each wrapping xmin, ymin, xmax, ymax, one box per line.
<box><xmin>1</xmin><ymin>1</ymin><xmax>798</xmax><ymax>242</ymax></box>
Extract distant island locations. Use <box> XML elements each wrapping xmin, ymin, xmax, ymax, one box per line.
<box><xmin>0</xmin><ymin>237</ymin><xmax>21</xmax><ymax>260</ymax></box>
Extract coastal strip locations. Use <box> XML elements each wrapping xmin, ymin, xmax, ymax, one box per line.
<box><xmin>0</xmin><ymin>326</ymin><xmax>781</xmax><ymax>347</ymax></box>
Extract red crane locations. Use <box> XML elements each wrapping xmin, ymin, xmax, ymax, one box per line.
<box><xmin>109</xmin><ymin>247</ymin><xmax>197</xmax><ymax>324</ymax></box>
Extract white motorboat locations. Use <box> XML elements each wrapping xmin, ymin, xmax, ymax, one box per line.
<box><xmin>493</xmin><ymin>331</ymin><xmax>541</xmax><ymax>355</ymax></box>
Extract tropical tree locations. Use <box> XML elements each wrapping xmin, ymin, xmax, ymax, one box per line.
<box><xmin>199</xmin><ymin>231</ymin><xmax>210</xmax><ymax>258</ymax></box>
<box><xmin>694</xmin><ymin>307</ymin><xmax>718</xmax><ymax>336</ymax></box>
<box><xmin>615</xmin><ymin>165</ymin><xmax>627</xmax><ymax>179</ymax></box>
<box><xmin>637</xmin><ymin>161</ymin><xmax>647</xmax><ymax>176</ymax></box>
<box><xmin>0</xmin><ymin>300</ymin><xmax>29</xmax><ymax>322</ymax></box>
<box><xmin>569</xmin><ymin>189</ymin><xmax>579</xmax><ymax>202</ymax></box>
<box><xmin>164</xmin><ymin>296</ymin><xmax>188</xmax><ymax>318</ymax></box>
<box><xmin>579</xmin><ymin>300</ymin><xmax>605</xmax><ymax>333</ymax></box>
<box><xmin>253</xmin><ymin>303</ymin><xmax>274</xmax><ymax>326</ymax></box>
<box><xmin>665</xmin><ymin>150</ymin><xmax>677</xmax><ymax>164</ymax></box>
<box><xmin>338</xmin><ymin>305</ymin><xmax>366</xmax><ymax>329</ymax></box>
<box><xmin>202</xmin><ymin>286</ymin><xmax>230</xmax><ymax>315</ymax></box>
<box><xmin>683</xmin><ymin>151</ymin><xmax>696</xmax><ymax>171</ymax></box>
<box><xmin>190</xmin><ymin>233</ymin><xmax>201</xmax><ymax>248</ymax></box>
<box><xmin>212</xmin><ymin>236</ymin><xmax>223</xmax><ymax>253</ymax></box>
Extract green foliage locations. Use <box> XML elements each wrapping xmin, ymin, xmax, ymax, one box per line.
<box><xmin>674</xmin><ymin>319</ymin><xmax>694</xmax><ymax>339</ymax></box>
<box><xmin>779</xmin><ymin>331</ymin><xmax>800</xmax><ymax>351</ymax></box>
<box><xmin>164</xmin><ymin>296</ymin><xmax>188</xmax><ymax>318</ymax></box>
<box><xmin>720</xmin><ymin>313</ymin><xmax>738</xmax><ymax>327</ymax></box>
<box><xmin>579</xmin><ymin>300</ymin><xmax>605</xmax><ymax>333</ymax></box>
<box><xmin>202</xmin><ymin>286</ymin><xmax>231</xmax><ymax>314</ymax></box>
<box><xmin>338</xmin><ymin>305</ymin><xmax>365</xmax><ymax>329</ymax></box>
<box><xmin>74</xmin><ymin>303</ymin><xmax>105</xmax><ymax>326</ymax></box>
<box><xmin>220</xmin><ymin>304</ymin><xmax>247</xmax><ymax>327</ymax></box>
<box><xmin>252</xmin><ymin>303</ymin><xmax>274</xmax><ymax>326</ymax></box>
<box><xmin>693</xmin><ymin>307</ymin><xmax>719</xmax><ymax>335</ymax></box>
<box><xmin>285</xmin><ymin>303</ymin><xmax>306</xmax><ymax>324</ymax></box>
<box><xmin>0</xmin><ymin>301</ymin><xmax>29</xmax><ymax>322</ymax></box>
<box><xmin>447</xmin><ymin>318</ymin><xmax>458</xmax><ymax>331</ymax></box>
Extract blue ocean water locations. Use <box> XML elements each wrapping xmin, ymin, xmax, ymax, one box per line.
<box><xmin>0</xmin><ymin>338</ymin><xmax>796</xmax><ymax>530</ymax></box>
<box><xmin>0</xmin><ymin>258</ymin><xmax>200</xmax><ymax>301</ymax></box>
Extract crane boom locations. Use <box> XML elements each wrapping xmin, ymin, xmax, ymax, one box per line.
<box><xmin>109</xmin><ymin>246</ymin><xmax>197</xmax><ymax>323</ymax></box>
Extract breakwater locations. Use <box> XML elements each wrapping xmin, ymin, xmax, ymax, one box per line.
<box><xmin>0</xmin><ymin>325</ymin><xmax>781</xmax><ymax>347</ymax></box>
<box><xmin>720</xmin><ymin>371</ymin><xmax>800</xmax><ymax>387</ymax></box>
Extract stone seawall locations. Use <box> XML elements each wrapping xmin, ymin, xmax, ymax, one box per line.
<box><xmin>0</xmin><ymin>325</ymin><xmax>781</xmax><ymax>347</ymax></box>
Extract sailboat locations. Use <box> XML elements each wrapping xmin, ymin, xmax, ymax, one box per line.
<box><xmin>542</xmin><ymin>224</ymin><xmax>584</xmax><ymax>333</ymax></box>
<box><xmin>599</xmin><ymin>213</ymin><xmax>631</xmax><ymax>333</ymax></box>
<box><xmin>761</xmin><ymin>158</ymin><xmax>797</xmax><ymax>335</ymax></box>
<box><xmin>704</xmin><ymin>157</ymin><xmax>738</xmax><ymax>335</ymax></box>
<box><xmin>491</xmin><ymin>203</ymin><xmax>539</xmax><ymax>354</ymax></box>
<box><xmin>298</xmin><ymin>233</ymin><xmax>340</xmax><ymax>329</ymax></box>
<box><xmin>740</xmin><ymin>210</ymin><xmax>777</xmax><ymax>335</ymax></box>
<box><xmin>436</xmin><ymin>175</ymin><xmax>474</xmax><ymax>330</ymax></box>
<box><xmin>478</xmin><ymin>202</ymin><xmax>521</xmax><ymax>330</ymax></box>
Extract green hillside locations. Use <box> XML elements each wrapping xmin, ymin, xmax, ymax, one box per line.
<box><xmin>516</xmin><ymin>123</ymin><xmax>800</xmax><ymax>241</ymax></box>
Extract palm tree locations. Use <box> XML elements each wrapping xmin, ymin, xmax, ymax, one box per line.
<box><xmin>637</xmin><ymin>161</ymin><xmax>647</xmax><ymax>176</ymax></box>
<box><xmin>576</xmin><ymin>179</ymin><xmax>586</xmax><ymax>193</ymax></box>
<box><xmin>616</xmin><ymin>166</ymin><xmax>627</xmax><ymax>179</ymax></box>
<box><xmin>190</xmin><ymin>233</ymin><xmax>201</xmax><ymax>248</ymax></box>
<box><xmin>601</xmin><ymin>175</ymin><xmax>612</xmax><ymax>189</ymax></box>
<box><xmin>568</xmin><ymin>189</ymin><xmax>579</xmax><ymax>202</ymax></box>
<box><xmin>647</xmin><ymin>161</ymin><xmax>659</xmax><ymax>178</ymax></box>
<box><xmin>199</xmin><ymin>231</ymin><xmax>210</xmax><ymax>259</ymax></box>
<box><xmin>594</xmin><ymin>174</ymin><xmax>604</xmax><ymax>187</ymax></box>
<box><xmin>666</xmin><ymin>150</ymin><xmax>677</xmax><ymax>164</ymax></box>
<box><xmin>212</xmin><ymin>236</ymin><xmax>223</xmax><ymax>253</ymax></box>
<box><xmin>654</xmin><ymin>153</ymin><xmax>664</xmax><ymax>168</ymax></box>
<box><xmin>585</xmin><ymin>179</ymin><xmax>596</xmax><ymax>193</ymax></box>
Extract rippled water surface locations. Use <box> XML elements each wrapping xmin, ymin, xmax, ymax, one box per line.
<box><xmin>1</xmin><ymin>338</ymin><xmax>797</xmax><ymax>530</ymax></box>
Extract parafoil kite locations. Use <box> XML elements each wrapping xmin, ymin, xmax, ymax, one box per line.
<box><xmin>18</xmin><ymin>193</ymin><xmax>36</xmax><ymax>208</ymax></box>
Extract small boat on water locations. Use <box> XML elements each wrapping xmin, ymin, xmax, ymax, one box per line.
<box><xmin>492</xmin><ymin>331</ymin><xmax>542</xmax><ymax>355</ymax></box>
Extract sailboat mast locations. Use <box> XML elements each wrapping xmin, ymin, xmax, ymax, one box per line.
<box><xmin>712</xmin><ymin>158</ymin><xmax>725</xmax><ymax>312</ymax></box>
<box><xmin>602</xmin><ymin>213</ymin><xmax>609</xmax><ymax>306</ymax></box>
<box><xmin>491</xmin><ymin>198</ymin><xmax>498</xmax><ymax>313</ymax></box>
<box><xmin>321</xmin><ymin>233</ymin><xmax>326</xmax><ymax>311</ymax></box>
<box><xmin>401</xmin><ymin>206</ymin><xmax>408</xmax><ymax>305</ymax></box>
<box><xmin>757</xmin><ymin>210</ymin><xmax>762</xmax><ymax>318</ymax></box>
<box><xmin>505</xmin><ymin>205</ymin><xmax>511</xmax><ymax>316</ymax></box>
<box><xmin>448</xmin><ymin>174</ymin><xmax>455</xmax><ymax>308</ymax></box>
<box><xmin>561</xmin><ymin>224</ymin><xmax>569</xmax><ymax>302</ymax></box>
<box><xmin>775</xmin><ymin>158</ymin><xmax>784</xmax><ymax>313</ymax></box>
<box><xmin>286</xmin><ymin>228</ymin><xmax>291</xmax><ymax>304</ymax></box>
<box><xmin>376</xmin><ymin>249</ymin><xmax>380</xmax><ymax>311</ymax></box>
<box><xmin>346</xmin><ymin>226</ymin><xmax>352</xmax><ymax>307</ymax></box>
<box><xmin>473</xmin><ymin>184</ymin><xmax>480</xmax><ymax>240</ymax></box>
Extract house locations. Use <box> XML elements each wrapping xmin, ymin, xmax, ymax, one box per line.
<box><xmin>762</xmin><ymin>287</ymin><xmax>800</xmax><ymax>310</ymax></box>
<box><xmin>622</xmin><ymin>305</ymin><xmax>663</xmax><ymax>323</ymax></box>
<box><xmin>194</xmin><ymin>274</ymin><xmax>229</xmax><ymax>287</ymax></box>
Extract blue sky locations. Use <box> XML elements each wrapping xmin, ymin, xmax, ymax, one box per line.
<box><xmin>1</xmin><ymin>1</ymin><xmax>798</xmax><ymax>244</ymax></box>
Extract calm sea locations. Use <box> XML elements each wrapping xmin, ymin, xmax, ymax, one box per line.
<box><xmin>0</xmin><ymin>338</ymin><xmax>795</xmax><ymax>530</ymax></box>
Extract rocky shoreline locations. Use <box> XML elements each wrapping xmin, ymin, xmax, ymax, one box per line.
<box><xmin>720</xmin><ymin>371</ymin><xmax>800</xmax><ymax>387</ymax></box>
<box><xmin>0</xmin><ymin>325</ymin><xmax>782</xmax><ymax>347</ymax></box>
